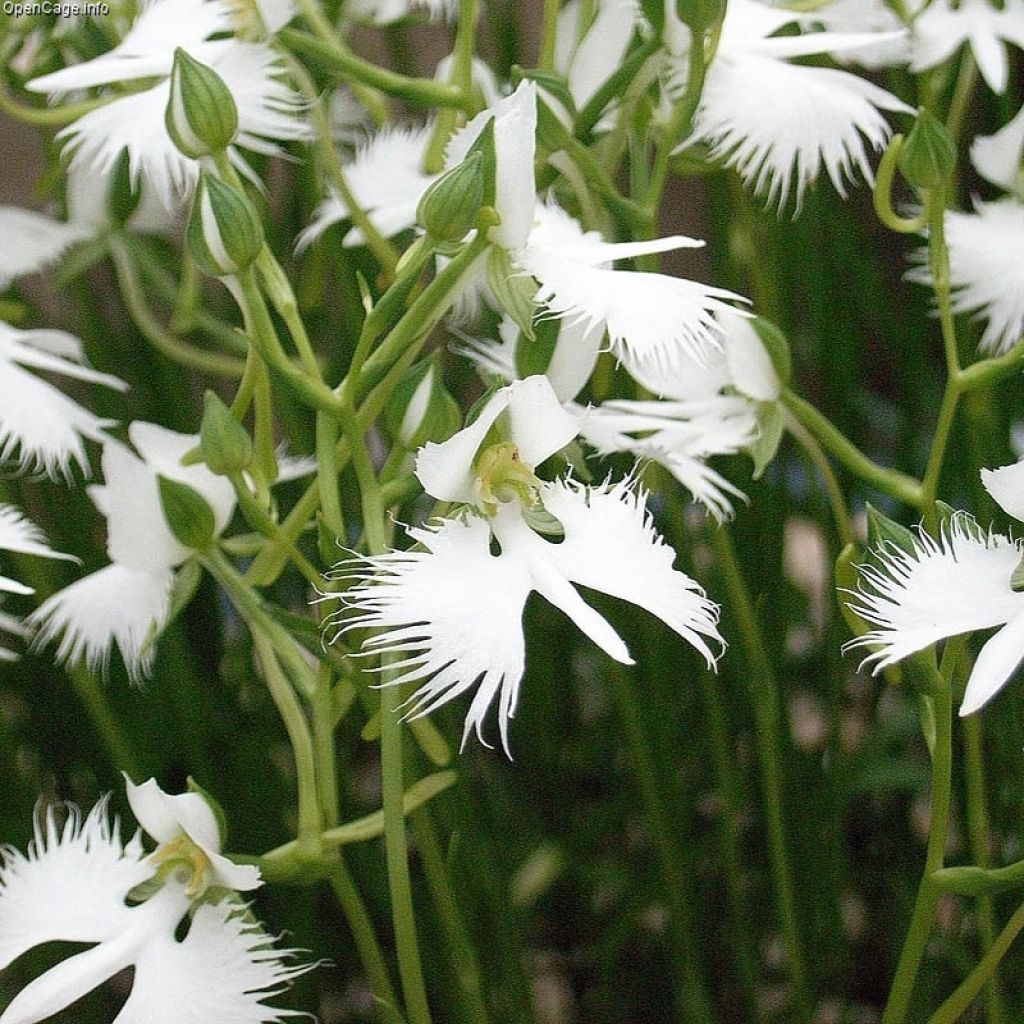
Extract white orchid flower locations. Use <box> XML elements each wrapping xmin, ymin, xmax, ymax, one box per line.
<box><xmin>910</xmin><ymin>0</ymin><xmax>1024</xmax><ymax>94</ymax></box>
<box><xmin>296</xmin><ymin>124</ymin><xmax>439</xmax><ymax>250</ymax></box>
<box><xmin>27</xmin><ymin>0</ymin><xmax>307</xmax><ymax>209</ymax></box>
<box><xmin>462</xmin><ymin>308</ymin><xmax>777</xmax><ymax>519</ymax></box>
<box><xmin>847</xmin><ymin>461</ymin><xmax>1024</xmax><ymax>716</ymax></box>
<box><xmin>125</xmin><ymin>776</ymin><xmax>262</xmax><ymax>892</ymax></box>
<box><xmin>908</xmin><ymin>110</ymin><xmax>1024</xmax><ymax>355</ymax></box>
<box><xmin>0</xmin><ymin>321</ymin><xmax>127</xmax><ymax>477</ymax></box>
<box><xmin>330</xmin><ymin>375</ymin><xmax>723</xmax><ymax>753</ymax></box>
<box><xmin>29</xmin><ymin>422</ymin><xmax>236</xmax><ymax>681</ymax></box>
<box><xmin>345</xmin><ymin>0</ymin><xmax>454</xmax><ymax>25</ymax></box>
<box><xmin>675</xmin><ymin>0</ymin><xmax>911</xmax><ymax>209</ymax></box>
<box><xmin>0</xmin><ymin>788</ymin><xmax>305</xmax><ymax>1024</ymax></box>
<box><xmin>445</xmin><ymin>82</ymin><xmax>747</xmax><ymax>368</ymax></box>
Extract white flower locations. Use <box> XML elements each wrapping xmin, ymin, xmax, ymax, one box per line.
<box><xmin>125</xmin><ymin>776</ymin><xmax>262</xmax><ymax>892</ymax></box>
<box><xmin>296</xmin><ymin>124</ymin><xmax>438</xmax><ymax>250</ymax></box>
<box><xmin>0</xmin><ymin>791</ymin><xmax>305</xmax><ymax>1024</ymax></box>
<box><xmin>847</xmin><ymin>461</ymin><xmax>1024</xmax><ymax>715</ymax></box>
<box><xmin>446</xmin><ymin>82</ymin><xmax>748</xmax><ymax>367</ymax></box>
<box><xmin>329</xmin><ymin>376</ymin><xmax>722</xmax><ymax>753</ymax></box>
<box><xmin>679</xmin><ymin>0</ymin><xmax>911</xmax><ymax>209</ymax></box>
<box><xmin>812</xmin><ymin>0</ymin><xmax>913</xmax><ymax>69</ymax></box>
<box><xmin>29</xmin><ymin>422</ymin><xmax>236</xmax><ymax>680</ymax></box>
<box><xmin>910</xmin><ymin>0</ymin><xmax>1024</xmax><ymax>94</ymax></box>
<box><xmin>0</xmin><ymin>321</ymin><xmax>127</xmax><ymax>477</ymax></box>
<box><xmin>27</xmin><ymin>0</ymin><xmax>307</xmax><ymax>209</ymax></box>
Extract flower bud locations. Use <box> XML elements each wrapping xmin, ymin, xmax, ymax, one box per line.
<box><xmin>157</xmin><ymin>474</ymin><xmax>217</xmax><ymax>551</ymax></box>
<box><xmin>416</xmin><ymin>151</ymin><xmax>485</xmax><ymax>242</ymax></box>
<box><xmin>187</xmin><ymin>171</ymin><xmax>264</xmax><ymax>277</ymax></box>
<box><xmin>898</xmin><ymin>108</ymin><xmax>955</xmax><ymax>191</ymax></box>
<box><xmin>386</xmin><ymin>356</ymin><xmax>461</xmax><ymax>448</ymax></box>
<box><xmin>200</xmin><ymin>390</ymin><xmax>253</xmax><ymax>475</ymax></box>
<box><xmin>166</xmin><ymin>47</ymin><xmax>239</xmax><ymax>159</ymax></box>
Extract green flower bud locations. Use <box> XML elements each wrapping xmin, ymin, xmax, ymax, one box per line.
<box><xmin>108</xmin><ymin>148</ymin><xmax>142</xmax><ymax>226</ymax></box>
<box><xmin>200</xmin><ymin>390</ymin><xmax>253</xmax><ymax>475</ymax></box>
<box><xmin>187</xmin><ymin>171</ymin><xmax>264</xmax><ymax>277</ymax></box>
<box><xmin>157</xmin><ymin>475</ymin><xmax>217</xmax><ymax>551</ymax></box>
<box><xmin>416</xmin><ymin>151</ymin><xmax>485</xmax><ymax>242</ymax></box>
<box><xmin>386</xmin><ymin>356</ymin><xmax>461</xmax><ymax>448</ymax></box>
<box><xmin>898</xmin><ymin>108</ymin><xmax>956</xmax><ymax>191</ymax></box>
<box><xmin>166</xmin><ymin>47</ymin><xmax>239</xmax><ymax>159</ymax></box>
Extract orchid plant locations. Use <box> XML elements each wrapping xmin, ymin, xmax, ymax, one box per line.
<box><xmin>0</xmin><ymin>0</ymin><xmax>1023</xmax><ymax>1021</ymax></box>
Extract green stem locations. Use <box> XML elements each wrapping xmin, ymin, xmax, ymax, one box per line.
<box><xmin>109</xmin><ymin>239</ymin><xmax>246</xmax><ymax>378</ymax></box>
<box><xmin>609</xmin><ymin>663</ymin><xmax>716</xmax><ymax>1023</ymax></box>
<box><xmin>785</xmin><ymin>411</ymin><xmax>857</xmax><ymax>547</ymax></box>
<box><xmin>424</xmin><ymin>0</ymin><xmax>480</xmax><ymax>172</ymax></box>
<box><xmin>412</xmin><ymin>809</ymin><xmax>492</xmax><ymax>1024</ymax></box>
<box><xmin>252</xmin><ymin>633</ymin><xmax>324</xmax><ymax>849</ymax></box>
<box><xmin>284</xmin><ymin>54</ymin><xmax>401</xmax><ymax>278</ymax></box>
<box><xmin>328</xmin><ymin>858</ymin><xmax>405</xmax><ymax>1024</ymax></box>
<box><xmin>962</xmin><ymin>715</ymin><xmax>1005</xmax><ymax>1024</ymax></box>
<box><xmin>957</xmin><ymin>339</ymin><xmax>1024</xmax><ymax>391</ymax></box>
<box><xmin>711</xmin><ymin>525</ymin><xmax>813</xmax><ymax>1024</ymax></box>
<box><xmin>782</xmin><ymin>390</ymin><xmax>924</xmax><ymax>508</ymax></box>
<box><xmin>539</xmin><ymin>0</ymin><xmax>560</xmax><ymax>69</ymax></box>
<box><xmin>280</xmin><ymin>27</ymin><xmax>470</xmax><ymax>110</ymax></box>
<box><xmin>0</xmin><ymin>85</ymin><xmax>108</xmax><ymax>125</ymax></box>
<box><xmin>874</xmin><ymin>137</ymin><xmax>930</xmax><ymax>234</ymax></box>
<box><xmin>928</xmin><ymin>902</ymin><xmax>1024</xmax><ymax>1024</ymax></box>
<box><xmin>882</xmin><ymin>681</ymin><xmax>954</xmax><ymax>1024</ymax></box>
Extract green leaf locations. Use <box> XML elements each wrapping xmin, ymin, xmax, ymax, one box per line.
<box><xmin>748</xmin><ymin>401</ymin><xmax>784</xmax><ymax>478</ymax></box>
<box><xmin>486</xmin><ymin>246</ymin><xmax>536</xmax><ymax>342</ymax></box>
<box><xmin>157</xmin><ymin>475</ymin><xmax>216</xmax><ymax>550</ymax></box>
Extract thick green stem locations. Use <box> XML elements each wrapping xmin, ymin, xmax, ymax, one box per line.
<box><xmin>711</xmin><ymin>525</ymin><xmax>814</xmax><ymax>1024</ymax></box>
<box><xmin>782</xmin><ymin>390</ymin><xmax>924</xmax><ymax>508</ymax></box>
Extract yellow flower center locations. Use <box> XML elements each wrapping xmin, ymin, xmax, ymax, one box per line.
<box><xmin>472</xmin><ymin>442</ymin><xmax>542</xmax><ymax>517</ymax></box>
<box><xmin>149</xmin><ymin>834</ymin><xmax>214</xmax><ymax>898</ymax></box>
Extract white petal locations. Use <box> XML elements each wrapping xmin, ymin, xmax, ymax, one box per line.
<box><xmin>28</xmin><ymin>563</ymin><xmax>176</xmax><ymax>681</ymax></box>
<box><xmin>0</xmin><ymin>334</ymin><xmax>122</xmax><ymax>477</ymax></box>
<box><xmin>296</xmin><ymin>125</ymin><xmax>436</xmax><ymax>250</ymax></box>
<box><xmin>564</xmin><ymin>0</ymin><xmax>639</xmax><ymax>108</ymax></box>
<box><xmin>847</xmin><ymin>518</ymin><xmax>1024</xmax><ymax>671</ymax></box>
<box><xmin>27</xmin><ymin>0</ymin><xmax>232</xmax><ymax>92</ymax></box>
<box><xmin>448</xmin><ymin>82</ymin><xmax>538</xmax><ymax>250</ymax></box>
<box><xmin>128</xmin><ymin>422</ymin><xmax>237</xmax><ymax>536</ymax></box>
<box><xmin>502</xmin><ymin>374</ymin><xmax>582</xmax><ymax>466</ymax></box>
<box><xmin>0</xmin><ymin>208</ymin><xmax>94</xmax><ymax>286</ymax></box>
<box><xmin>520</xmin><ymin>244</ymin><xmax>740</xmax><ymax>369</ymax></box>
<box><xmin>813</xmin><ymin>0</ymin><xmax>911</xmax><ymax>68</ymax></box>
<box><xmin>415</xmin><ymin>388</ymin><xmax>513</xmax><ymax>503</ymax></box>
<box><xmin>961</xmin><ymin>608</ymin><xmax>1024</xmax><ymax>715</ymax></box>
<box><xmin>620</xmin><ymin>344</ymin><xmax>732</xmax><ymax>400</ymax></box>
<box><xmin>692</xmin><ymin>52</ymin><xmax>910</xmax><ymax>209</ymax></box>
<box><xmin>112</xmin><ymin>900</ymin><xmax>308</xmax><ymax>1024</ymax></box>
<box><xmin>546</xmin><ymin>318</ymin><xmax>605</xmax><ymax>402</ymax></box>
<box><xmin>720</xmin><ymin>310</ymin><xmax>781</xmax><ymax>401</ymax></box>
<box><xmin>540</xmin><ymin>478</ymin><xmax>724</xmax><ymax>663</ymax></box>
<box><xmin>0</xmin><ymin>800</ymin><xmax>148</xmax><ymax>971</ymax></box>
<box><xmin>916</xmin><ymin>201</ymin><xmax>1024</xmax><ymax>355</ymax></box>
<box><xmin>971</xmin><ymin>102</ymin><xmax>1024</xmax><ymax>191</ymax></box>
<box><xmin>332</xmin><ymin>514</ymin><xmax>532</xmax><ymax>752</ymax></box>
<box><xmin>981</xmin><ymin>461</ymin><xmax>1024</xmax><ymax>522</ymax></box>
<box><xmin>0</xmin><ymin>504</ymin><xmax>74</xmax><ymax>564</ymax></box>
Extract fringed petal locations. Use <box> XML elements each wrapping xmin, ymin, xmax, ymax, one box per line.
<box><xmin>28</xmin><ymin>563</ymin><xmax>176</xmax><ymax>681</ymax></box>
<box><xmin>846</xmin><ymin>518</ymin><xmax>1024</xmax><ymax>671</ymax></box>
